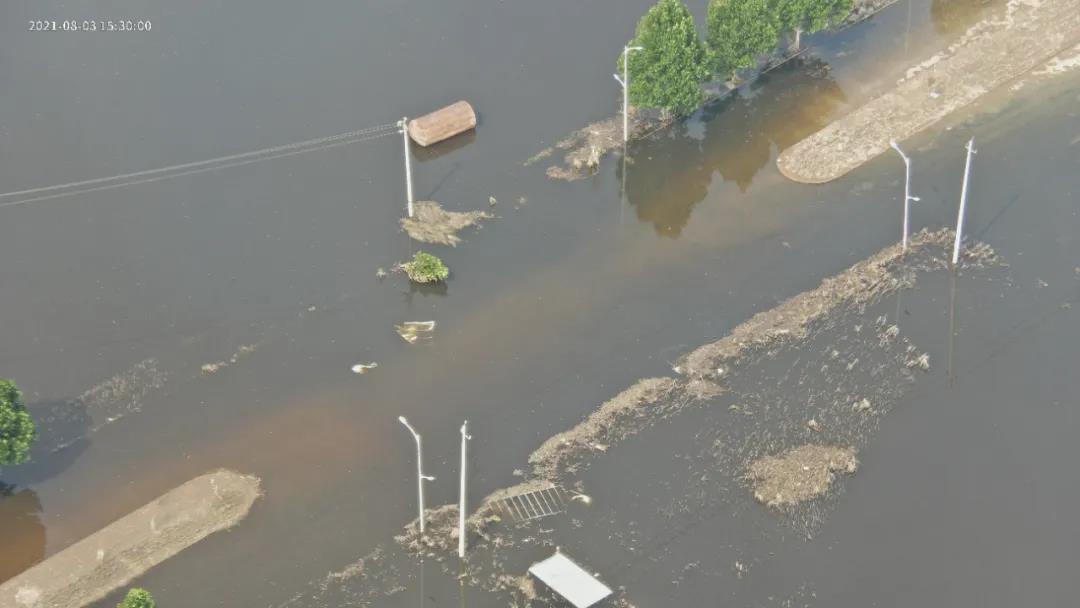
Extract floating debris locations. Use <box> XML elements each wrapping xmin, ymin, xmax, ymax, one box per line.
<box><xmin>747</xmin><ymin>445</ymin><xmax>858</xmax><ymax>508</ymax></box>
<box><xmin>351</xmin><ymin>362</ymin><xmax>378</xmax><ymax>375</ymax></box>
<box><xmin>400</xmin><ymin>201</ymin><xmax>491</xmax><ymax>247</ymax></box>
<box><xmin>376</xmin><ymin>267</ymin><xmax>388</xmax><ymax>279</ymax></box>
<box><xmin>200</xmin><ymin>344</ymin><xmax>257</xmax><ymax>375</ymax></box>
<box><xmin>395</xmin><ymin>321</ymin><xmax>436</xmax><ymax>344</ymax></box>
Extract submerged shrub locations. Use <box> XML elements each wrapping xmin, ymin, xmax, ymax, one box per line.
<box><xmin>402</xmin><ymin>251</ymin><xmax>450</xmax><ymax>283</ymax></box>
<box><xmin>118</xmin><ymin>588</ymin><xmax>156</xmax><ymax>608</ymax></box>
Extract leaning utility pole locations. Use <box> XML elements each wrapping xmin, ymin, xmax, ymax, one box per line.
<box><xmin>458</xmin><ymin>420</ymin><xmax>472</xmax><ymax>558</ymax></box>
<box><xmin>400</xmin><ymin>117</ymin><xmax>415</xmax><ymax>218</ymax></box>
<box><xmin>952</xmin><ymin>138</ymin><xmax>976</xmax><ymax>266</ymax></box>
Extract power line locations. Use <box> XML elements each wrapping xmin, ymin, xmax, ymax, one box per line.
<box><xmin>0</xmin><ymin>128</ymin><xmax>399</xmax><ymax>209</ymax></box>
<box><xmin>0</xmin><ymin>122</ymin><xmax>399</xmax><ymax>207</ymax></box>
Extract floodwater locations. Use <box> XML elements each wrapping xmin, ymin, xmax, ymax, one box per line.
<box><xmin>0</xmin><ymin>0</ymin><xmax>1077</xmax><ymax>605</ymax></box>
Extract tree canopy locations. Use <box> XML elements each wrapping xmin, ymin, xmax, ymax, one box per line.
<box><xmin>118</xmin><ymin>588</ymin><xmax>156</xmax><ymax>608</ymax></box>
<box><xmin>0</xmin><ymin>380</ymin><xmax>35</xmax><ymax>466</ymax></box>
<box><xmin>776</xmin><ymin>0</ymin><xmax>854</xmax><ymax>47</ymax></box>
<box><xmin>621</xmin><ymin>0</ymin><xmax>711</xmax><ymax>117</ymax></box>
<box><xmin>707</xmin><ymin>0</ymin><xmax>781</xmax><ymax>78</ymax></box>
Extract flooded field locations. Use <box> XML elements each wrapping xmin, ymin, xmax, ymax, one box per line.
<box><xmin>1</xmin><ymin>0</ymin><xmax>1078</xmax><ymax>606</ymax></box>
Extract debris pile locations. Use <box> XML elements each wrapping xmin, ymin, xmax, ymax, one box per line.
<box><xmin>747</xmin><ymin>445</ymin><xmax>858</xmax><ymax>508</ymax></box>
<box><xmin>400</xmin><ymin>201</ymin><xmax>492</xmax><ymax>247</ymax></box>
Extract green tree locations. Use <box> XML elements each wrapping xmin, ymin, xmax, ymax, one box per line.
<box><xmin>0</xmin><ymin>380</ymin><xmax>35</xmax><ymax>466</ymax></box>
<box><xmin>620</xmin><ymin>0</ymin><xmax>711</xmax><ymax>117</ymax></box>
<box><xmin>118</xmin><ymin>588</ymin><xmax>156</xmax><ymax>608</ymax></box>
<box><xmin>776</xmin><ymin>0</ymin><xmax>853</xmax><ymax>53</ymax></box>
<box><xmin>707</xmin><ymin>0</ymin><xmax>781</xmax><ymax>79</ymax></box>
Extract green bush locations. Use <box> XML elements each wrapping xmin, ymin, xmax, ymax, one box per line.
<box><xmin>620</xmin><ymin>0</ymin><xmax>711</xmax><ymax>117</ymax></box>
<box><xmin>402</xmin><ymin>251</ymin><xmax>450</xmax><ymax>284</ymax></box>
<box><xmin>0</xmin><ymin>380</ymin><xmax>35</xmax><ymax>466</ymax></box>
<box><xmin>118</xmin><ymin>588</ymin><xmax>156</xmax><ymax>608</ymax></box>
<box><xmin>707</xmin><ymin>0</ymin><xmax>780</xmax><ymax>79</ymax></box>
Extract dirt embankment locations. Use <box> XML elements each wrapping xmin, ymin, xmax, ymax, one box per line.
<box><xmin>0</xmin><ymin>470</ymin><xmax>261</xmax><ymax>608</ymax></box>
<box><xmin>777</xmin><ymin>0</ymin><xmax>1080</xmax><ymax>184</ymax></box>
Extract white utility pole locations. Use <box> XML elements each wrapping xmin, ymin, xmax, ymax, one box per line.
<box><xmin>889</xmin><ymin>140</ymin><xmax>920</xmax><ymax>252</ymax></box>
<box><xmin>952</xmin><ymin>138</ymin><xmax>976</xmax><ymax>266</ymax></box>
<box><xmin>398</xmin><ymin>416</ymin><xmax>434</xmax><ymax>535</ymax></box>
<box><xmin>458</xmin><ymin>420</ymin><xmax>472</xmax><ymax>558</ymax></box>
<box><xmin>400</xmin><ymin>117</ymin><xmax>415</xmax><ymax>218</ymax></box>
<box><xmin>613</xmin><ymin>45</ymin><xmax>644</xmax><ymax>143</ymax></box>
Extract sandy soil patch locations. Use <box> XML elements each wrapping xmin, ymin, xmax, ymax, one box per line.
<box><xmin>0</xmin><ymin>470</ymin><xmax>260</xmax><ymax>608</ymax></box>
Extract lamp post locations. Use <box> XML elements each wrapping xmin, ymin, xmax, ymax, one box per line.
<box><xmin>398</xmin><ymin>416</ymin><xmax>434</xmax><ymax>535</ymax></box>
<box><xmin>399</xmin><ymin>118</ymin><xmax>414</xmax><ymax>218</ymax></box>
<box><xmin>889</xmin><ymin>140</ymin><xmax>920</xmax><ymax>252</ymax></box>
<box><xmin>952</xmin><ymin>138</ymin><xmax>976</xmax><ymax>266</ymax></box>
<box><xmin>458</xmin><ymin>420</ymin><xmax>471</xmax><ymax>558</ymax></box>
<box><xmin>613</xmin><ymin>45</ymin><xmax>644</xmax><ymax>143</ymax></box>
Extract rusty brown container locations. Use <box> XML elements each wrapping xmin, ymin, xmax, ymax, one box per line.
<box><xmin>407</xmin><ymin>101</ymin><xmax>477</xmax><ymax>147</ymax></box>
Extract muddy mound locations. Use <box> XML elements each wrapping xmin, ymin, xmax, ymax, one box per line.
<box><xmin>400</xmin><ymin>201</ymin><xmax>491</xmax><ymax>246</ymax></box>
<box><xmin>747</xmin><ymin>445</ymin><xmax>858</xmax><ymax>508</ymax></box>
<box><xmin>528</xmin><ymin>378</ymin><xmax>681</xmax><ymax>480</ymax></box>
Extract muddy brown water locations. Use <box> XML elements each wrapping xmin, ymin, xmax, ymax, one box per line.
<box><xmin>1</xmin><ymin>0</ymin><xmax>1077</xmax><ymax>606</ymax></box>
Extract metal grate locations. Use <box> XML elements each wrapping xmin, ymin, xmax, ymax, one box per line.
<box><xmin>492</xmin><ymin>484</ymin><xmax>567</xmax><ymax>522</ymax></box>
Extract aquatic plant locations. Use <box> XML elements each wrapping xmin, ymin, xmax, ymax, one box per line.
<box><xmin>401</xmin><ymin>251</ymin><xmax>450</xmax><ymax>284</ymax></box>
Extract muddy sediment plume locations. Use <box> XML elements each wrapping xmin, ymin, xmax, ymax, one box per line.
<box><xmin>0</xmin><ymin>470</ymin><xmax>260</xmax><ymax>608</ymax></box>
<box><xmin>747</xmin><ymin>445</ymin><xmax>859</xmax><ymax>507</ymax></box>
<box><xmin>777</xmin><ymin>0</ymin><xmax>1080</xmax><ymax>183</ymax></box>
<box><xmin>400</xmin><ymin>200</ymin><xmax>492</xmax><ymax>246</ymax></box>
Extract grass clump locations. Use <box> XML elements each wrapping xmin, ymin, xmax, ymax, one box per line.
<box><xmin>400</xmin><ymin>251</ymin><xmax>449</xmax><ymax>284</ymax></box>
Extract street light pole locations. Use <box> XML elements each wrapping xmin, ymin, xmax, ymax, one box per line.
<box><xmin>613</xmin><ymin>45</ymin><xmax>644</xmax><ymax>143</ymax></box>
<box><xmin>458</xmin><ymin>420</ymin><xmax>472</xmax><ymax>558</ymax></box>
<box><xmin>399</xmin><ymin>118</ymin><xmax>415</xmax><ymax>219</ymax></box>
<box><xmin>398</xmin><ymin>416</ymin><xmax>434</xmax><ymax>535</ymax></box>
<box><xmin>889</xmin><ymin>140</ymin><xmax>920</xmax><ymax>252</ymax></box>
<box><xmin>952</xmin><ymin>138</ymin><xmax>976</xmax><ymax>266</ymax></box>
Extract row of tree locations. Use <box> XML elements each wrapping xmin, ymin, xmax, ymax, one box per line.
<box><xmin>621</xmin><ymin>0</ymin><xmax>853</xmax><ymax>116</ymax></box>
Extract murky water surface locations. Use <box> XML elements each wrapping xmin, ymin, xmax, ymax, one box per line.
<box><xmin>1</xmin><ymin>0</ymin><xmax>1077</xmax><ymax>605</ymax></box>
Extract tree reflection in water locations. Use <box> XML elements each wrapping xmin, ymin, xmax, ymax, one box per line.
<box><xmin>623</xmin><ymin>57</ymin><xmax>846</xmax><ymax>238</ymax></box>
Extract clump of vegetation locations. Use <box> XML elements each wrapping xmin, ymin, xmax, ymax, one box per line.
<box><xmin>0</xmin><ymin>380</ymin><xmax>36</xmax><ymax>466</ymax></box>
<box><xmin>118</xmin><ymin>588</ymin><xmax>156</xmax><ymax>608</ymax></box>
<box><xmin>620</xmin><ymin>0</ymin><xmax>712</xmax><ymax>117</ymax></box>
<box><xmin>399</xmin><ymin>251</ymin><xmax>449</xmax><ymax>284</ymax></box>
